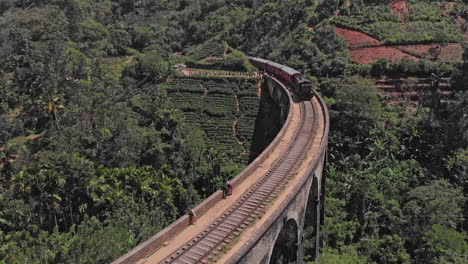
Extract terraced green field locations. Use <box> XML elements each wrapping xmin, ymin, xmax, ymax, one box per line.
<box><xmin>185</xmin><ymin>39</ymin><xmax>254</xmax><ymax>72</ymax></box>
<box><xmin>186</xmin><ymin>39</ymin><xmax>226</xmax><ymax>62</ymax></box>
<box><xmin>166</xmin><ymin>76</ymin><xmax>262</xmax><ymax>164</ymax></box>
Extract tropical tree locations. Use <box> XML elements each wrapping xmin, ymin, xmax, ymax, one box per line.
<box><xmin>401</xmin><ymin>180</ymin><xmax>464</xmax><ymax>253</ymax></box>
<box><xmin>422</xmin><ymin>225</ymin><xmax>468</xmax><ymax>264</ymax></box>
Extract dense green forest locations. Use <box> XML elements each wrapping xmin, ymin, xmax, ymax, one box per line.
<box><xmin>0</xmin><ymin>0</ymin><xmax>467</xmax><ymax>263</ymax></box>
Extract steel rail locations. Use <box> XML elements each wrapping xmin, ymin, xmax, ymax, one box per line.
<box><xmin>161</xmin><ymin>93</ymin><xmax>317</xmax><ymax>264</ymax></box>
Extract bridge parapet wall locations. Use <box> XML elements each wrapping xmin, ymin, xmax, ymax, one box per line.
<box><xmin>112</xmin><ymin>75</ymin><xmax>292</xmax><ymax>264</ymax></box>
<box><xmin>224</xmin><ymin>77</ymin><xmax>329</xmax><ymax>264</ymax></box>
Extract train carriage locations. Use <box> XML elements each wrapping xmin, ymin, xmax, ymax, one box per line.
<box><xmin>280</xmin><ymin>65</ymin><xmax>301</xmax><ymax>84</ymax></box>
<box><xmin>248</xmin><ymin>57</ymin><xmax>312</xmax><ymax>99</ymax></box>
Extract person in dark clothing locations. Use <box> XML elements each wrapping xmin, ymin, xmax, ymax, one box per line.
<box><xmin>222</xmin><ymin>185</ymin><xmax>228</xmax><ymax>198</ymax></box>
<box><xmin>226</xmin><ymin>180</ymin><xmax>233</xmax><ymax>196</ymax></box>
<box><xmin>188</xmin><ymin>209</ymin><xmax>197</xmax><ymax>224</ymax></box>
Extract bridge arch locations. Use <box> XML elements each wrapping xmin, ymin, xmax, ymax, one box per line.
<box><xmin>269</xmin><ymin>218</ymin><xmax>299</xmax><ymax>264</ymax></box>
<box><xmin>112</xmin><ymin>61</ymin><xmax>329</xmax><ymax>264</ymax></box>
<box><xmin>304</xmin><ymin>176</ymin><xmax>320</xmax><ymax>261</ymax></box>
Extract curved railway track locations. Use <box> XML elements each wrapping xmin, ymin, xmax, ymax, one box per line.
<box><xmin>160</xmin><ymin>96</ymin><xmax>317</xmax><ymax>264</ymax></box>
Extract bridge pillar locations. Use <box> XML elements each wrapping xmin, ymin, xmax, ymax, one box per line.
<box><xmin>233</xmin><ymin>165</ymin><xmax>325</xmax><ymax>264</ymax></box>
<box><xmin>279</xmin><ymin>93</ymin><xmax>289</xmax><ymax>125</ymax></box>
<box><xmin>269</xmin><ymin>219</ymin><xmax>299</xmax><ymax>264</ymax></box>
<box><xmin>318</xmin><ymin>155</ymin><xmax>327</xmax><ymax>260</ymax></box>
<box><xmin>297</xmin><ymin>240</ymin><xmax>304</xmax><ymax>264</ymax></box>
<box><xmin>227</xmin><ymin>77</ymin><xmax>326</xmax><ymax>264</ymax></box>
<box><xmin>264</xmin><ymin>76</ymin><xmax>290</xmax><ymax>126</ymax></box>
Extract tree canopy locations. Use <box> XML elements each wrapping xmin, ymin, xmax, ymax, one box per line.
<box><xmin>0</xmin><ymin>0</ymin><xmax>467</xmax><ymax>263</ymax></box>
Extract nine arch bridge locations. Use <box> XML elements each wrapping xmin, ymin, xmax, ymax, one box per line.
<box><xmin>113</xmin><ymin>61</ymin><xmax>329</xmax><ymax>264</ymax></box>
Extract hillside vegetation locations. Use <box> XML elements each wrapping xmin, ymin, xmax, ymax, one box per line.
<box><xmin>0</xmin><ymin>0</ymin><xmax>467</xmax><ymax>263</ymax></box>
<box><xmin>334</xmin><ymin>2</ymin><xmax>463</xmax><ymax>44</ymax></box>
<box><xmin>167</xmin><ymin>77</ymin><xmax>262</xmax><ymax>165</ymax></box>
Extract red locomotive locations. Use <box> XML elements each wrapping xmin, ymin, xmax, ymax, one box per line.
<box><xmin>249</xmin><ymin>57</ymin><xmax>312</xmax><ymax>99</ymax></box>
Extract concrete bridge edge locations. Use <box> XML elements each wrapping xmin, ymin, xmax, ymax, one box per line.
<box><xmin>225</xmin><ymin>78</ymin><xmax>329</xmax><ymax>264</ymax></box>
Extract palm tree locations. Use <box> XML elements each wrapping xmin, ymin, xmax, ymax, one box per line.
<box><xmin>202</xmin><ymin>148</ymin><xmax>224</xmax><ymax>194</ymax></box>
<box><xmin>429</xmin><ymin>73</ymin><xmax>442</xmax><ymax>120</ymax></box>
<box><xmin>43</xmin><ymin>96</ymin><xmax>64</xmax><ymax>129</ymax></box>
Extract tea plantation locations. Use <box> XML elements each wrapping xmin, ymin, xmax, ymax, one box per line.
<box><xmin>166</xmin><ymin>76</ymin><xmax>262</xmax><ymax>164</ymax></box>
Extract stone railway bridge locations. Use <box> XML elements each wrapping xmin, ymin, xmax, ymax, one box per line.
<box><xmin>113</xmin><ymin>62</ymin><xmax>329</xmax><ymax>264</ymax></box>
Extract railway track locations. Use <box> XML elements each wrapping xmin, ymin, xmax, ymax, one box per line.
<box><xmin>160</xmin><ymin>98</ymin><xmax>317</xmax><ymax>264</ymax></box>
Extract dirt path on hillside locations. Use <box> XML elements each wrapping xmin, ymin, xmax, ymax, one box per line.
<box><xmin>179</xmin><ymin>69</ymin><xmax>261</xmax><ymax>78</ymax></box>
<box><xmin>232</xmin><ymin>93</ymin><xmax>245</xmax><ymax>147</ymax></box>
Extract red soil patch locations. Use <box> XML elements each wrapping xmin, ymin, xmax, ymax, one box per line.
<box><xmin>396</xmin><ymin>44</ymin><xmax>437</xmax><ymax>57</ymax></box>
<box><xmin>383</xmin><ymin>90</ymin><xmax>453</xmax><ymax>100</ymax></box>
<box><xmin>334</xmin><ymin>27</ymin><xmax>462</xmax><ymax>64</ymax></box>
<box><xmin>350</xmin><ymin>46</ymin><xmax>419</xmax><ymax>64</ymax></box>
<box><xmin>334</xmin><ymin>27</ymin><xmax>416</xmax><ymax>64</ymax></box>
<box><xmin>438</xmin><ymin>43</ymin><xmax>464</xmax><ymax>61</ymax></box>
<box><xmin>391</xmin><ymin>1</ymin><xmax>409</xmax><ymax>20</ymax></box>
<box><xmin>334</xmin><ymin>27</ymin><xmax>381</xmax><ymax>48</ymax></box>
<box><xmin>455</xmin><ymin>16</ymin><xmax>468</xmax><ymax>42</ymax></box>
<box><xmin>397</xmin><ymin>43</ymin><xmax>463</xmax><ymax>61</ymax></box>
<box><xmin>7</xmin><ymin>107</ymin><xmax>22</xmax><ymax>120</ymax></box>
<box><xmin>440</xmin><ymin>2</ymin><xmax>456</xmax><ymax>15</ymax></box>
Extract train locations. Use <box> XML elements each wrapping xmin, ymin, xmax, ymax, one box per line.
<box><xmin>248</xmin><ymin>57</ymin><xmax>312</xmax><ymax>99</ymax></box>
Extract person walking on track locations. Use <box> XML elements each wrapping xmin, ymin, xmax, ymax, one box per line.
<box><xmin>226</xmin><ymin>180</ymin><xmax>233</xmax><ymax>196</ymax></box>
<box><xmin>188</xmin><ymin>209</ymin><xmax>197</xmax><ymax>225</ymax></box>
